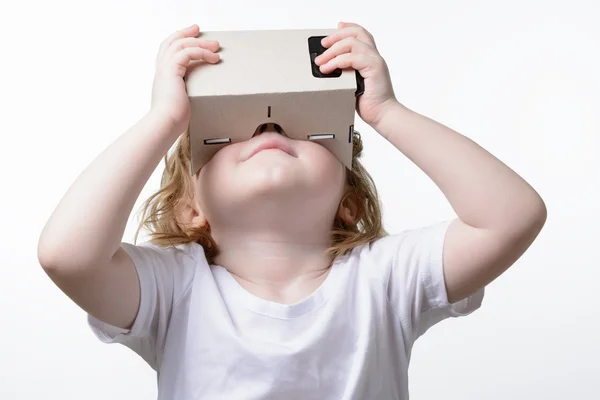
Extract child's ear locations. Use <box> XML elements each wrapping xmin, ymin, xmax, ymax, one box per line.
<box><xmin>177</xmin><ymin>196</ymin><xmax>208</xmax><ymax>230</ymax></box>
<box><xmin>337</xmin><ymin>192</ymin><xmax>360</xmax><ymax>226</ymax></box>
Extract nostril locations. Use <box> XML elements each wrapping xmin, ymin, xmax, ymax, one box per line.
<box><xmin>252</xmin><ymin>123</ymin><xmax>288</xmax><ymax>137</ymax></box>
<box><xmin>252</xmin><ymin>123</ymin><xmax>268</xmax><ymax>137</ymax></box>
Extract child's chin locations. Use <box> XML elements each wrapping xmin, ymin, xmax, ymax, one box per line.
<box><xmin>238</xmin><ymin>174</ymin><xmax>303</xmax><ymax>198</ymax></box>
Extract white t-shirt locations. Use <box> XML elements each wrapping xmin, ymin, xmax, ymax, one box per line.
<box><xmin>88</xmin><ymin>220</ymin><xmax>484</xmax><ymax>399</ymax></box>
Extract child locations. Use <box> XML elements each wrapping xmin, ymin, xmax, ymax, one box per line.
<box><xmin>38</xmin><ymin>22</ymin><xmax>547</xmax><ymax>399</ymax></box>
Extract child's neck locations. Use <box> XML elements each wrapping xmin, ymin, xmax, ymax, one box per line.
<box><xmin>211</xmin><ymin>229</ymin><xmax>335</xmax><ymax>304</ymax></box>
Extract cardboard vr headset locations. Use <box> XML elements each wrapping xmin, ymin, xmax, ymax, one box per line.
<box><xmin>184</xmin><ymin>28</ymin><xmax>364</xmax><ymax>175</ymax></box>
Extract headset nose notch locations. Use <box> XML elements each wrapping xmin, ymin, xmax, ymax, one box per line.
<box><xmin>252</xmin><ymin>123</ymin><xmax>287</xmax><ymax>137</ymax></box>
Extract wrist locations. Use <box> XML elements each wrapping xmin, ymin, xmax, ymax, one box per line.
<box><xmin>371</xmin><ymin>100</ymin><xmax>410</xmax><ymax>138</ymax></box>
<box><xmin>146</xmin><ymin>109</ymin><xmax>187</xmax><ymax>139</ymax></box>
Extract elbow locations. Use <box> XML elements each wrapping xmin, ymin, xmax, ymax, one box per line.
<box><xmin>37</xmin><ymin>237</ymin><xmax>97</xmax><ymax>276</ymax></box>
<box><xmin>498</xmin><ymin>192</ymin><xmax>547</xmax><ymax>242</ymax></box>
<box><xmin>37</xmin><ymin>238</ymin><xmax>63</xmax><ymax>275</ymax></box>
<box><xmin>512</xmin><ymin>194</ymin><xmax>547</xmax><ymax>245</ymax></box>
<box><xmin>529</xmin><ymin>194</ymin><xmax>547</xmax><ymax>233</ymax></box>
<box><xmin>515</xmin><ymin>186</ymin><xmax>547</xmax><ymax>232</ymax></box>
<box><xmin>37</xmin><ymin>225</ymin><xmax>64</xmax><ymax>274</ymax></box>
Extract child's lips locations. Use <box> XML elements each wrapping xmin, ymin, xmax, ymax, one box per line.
<box><xmin>245</xmin><ymin>137</ymin><xmax>296</xmax><ymax>161</ymax></box>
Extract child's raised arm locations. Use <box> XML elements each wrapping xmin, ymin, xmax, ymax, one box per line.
<box><xmin>318</xmin><ymin>22</ymin><xmax>547</xmax><ymax>304</ymax></box>
<box><xmin>37</xmin><ymin>24</ymin><xmax>220</xmax><ymax>330</ymax></box>
<box><xmin>374</xmin><ymin>103</ymin><xmax>547</xmax><ymax>303</ymax></box>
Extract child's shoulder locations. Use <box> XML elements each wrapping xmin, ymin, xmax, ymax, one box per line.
<box><xmin>121</xmin><ymin>239</ymin><xmax>207</xmax><ymax>271</ymax></box>
<box><xmin>118</xmin><ymin>240</ymin><xmax>209</xmax><ymax>305</ymax></box>
<box><xmin>352</xmin><ymin>219</ymin><xmax>453</xmax><ymax>258</ymax></box>
<box><xmin>340</xmin><ymin>219</ymin><xmax>453</xmax><ymax>286</ymax></box>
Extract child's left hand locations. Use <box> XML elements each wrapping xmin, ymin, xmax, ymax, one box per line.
<box><xmin>315</xmin><ymin>22</ymin><xmax>398</xmax><ymax>127</ymax></box>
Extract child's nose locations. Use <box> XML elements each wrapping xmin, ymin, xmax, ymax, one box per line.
<box><xmin>252</xmin><ymin>123</ymin><xmax>286</xmax><ymax>137</ymax></box>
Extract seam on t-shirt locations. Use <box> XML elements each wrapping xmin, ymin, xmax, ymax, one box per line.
<box><xmin>379</xmin><ymin>230</ymin><xmax>447</xmax><ymax>325</ymax></box>
<box><xmin>382</xmin><ymin>283</ymin><xmax>411</xmax><ymax>325</ymax></box>
<box><xmin>243</xmin><ymin>295</ymin><xmax>333</xmax><ymax>320</ymax></box>
<box><xmin>427</xmin><ymin>220</ymin><xmax>452</xmax><ymax>310</ymax></box>
<box><xmin>378</xmin><ymin>248</ymin><xmax>411</xmax><ymax>326</ymax></box>
<box><xmin>421</xmin><ymin>258</ymin><xmax>443</xmax><ymax>310</ymax></box>
<box><xmin>171</xmin><ymin>243</ymin><xmax>202</xmax><ymax>309</ymax></box>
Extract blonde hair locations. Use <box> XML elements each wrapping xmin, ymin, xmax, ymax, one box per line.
<box><xmin>134</xmin><ymin>130</ymin><xmax>387</xmax><ymax>264</ymax></box>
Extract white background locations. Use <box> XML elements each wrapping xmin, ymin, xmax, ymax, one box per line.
<box><xmin>1</xmin><ymin>0</ymin><xmax>599</xmax><ymax>399</ymax></box>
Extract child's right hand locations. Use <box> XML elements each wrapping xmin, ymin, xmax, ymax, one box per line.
<box><xmin>151</xmin><ymin>24</ymin><xmax>220</xmax><ymax>135</ymax></box>
<box><xmin>39</xmin><ymin>24</ymin><xmax>221</xmax><ymax>335</ymax></box>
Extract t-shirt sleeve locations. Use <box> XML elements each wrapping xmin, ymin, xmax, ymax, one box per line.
<box><xmin>372</xmin><ymin>219</ymin><xmax>485</xmax><ymax>342</ymax></box>
<box><xmin>87</xmin><ymin>241</ymin><xmax>197</xmax><ymax>369</ymax></box>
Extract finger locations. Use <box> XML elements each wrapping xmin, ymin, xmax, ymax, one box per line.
<box><xmin>321</xmin><ymin>28</ymin><xmax>358</xmax><ymax>48</ymax></box>
<box><xmin>158</xmin><ymin>24</ymin><xmax>200</xmax><ymax>61</ymax></box>
<box><xmin>319</xmin><ymin>52</ymin><xmax>370</xmax><ymax>75</ymax></box>
<box><xmin>163</xmin><ymin>24</ymin><xmax>201</xmax><ymax>49</ymax></box>
<box><xmin>339</xmin><ymin>21</ymin><xmax>376</xmax><ymax>42</ymax></box>
<box><xmin>315</xmin><ymin>37</ymin><xmax>373</xmax><ymax>66</ymax></box>
<box><xmin>173</xmin><ymin>47</ymin><xmax>220</xmax><ymax>66</ymax></box>
<box><xmin>163</xmin><ymin>37</ymin><xmax>220</xmax><ymax>61</ymax></box>
<box><xmin>338</xmin><ymin>21</ymin><xmax>363</xmax><ymax>29</ymax></box>
<box><xmin>169</xmin><ymin>47</ymin><xmax>220</xmax><ymax>77</ymax></box>
<box><xmin>322</xmin><ymin>24</ymin><xmax>377</xmax><ymax>50</ymax></box>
